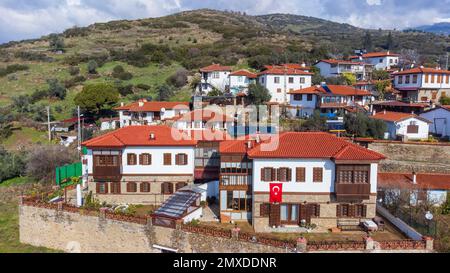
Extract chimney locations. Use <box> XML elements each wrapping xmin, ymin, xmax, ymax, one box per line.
<box><xmin>383</xmin><ymin>110</ymin><xmax>387</xmax><ymax>115</ymax></box>
<box><xmin>120</xmin><ymin>102</ymin><xmax>124</xmax><ymax>107</ymax></box>
<box><xmin>412</xmin><ymin>171</ymin><xmax>417</xmax><ymax>185</ymax></box>
<box><xmin>246</xmin><ymin>141</ymin><xmax>253</xmax><ymax>149</ymax></box>
<box><xmin>301</xmin><ymin>62</ymin><xmax>306</xmax><ymax>68</ymax></box>
<box><xmin>149</xmin><ymin>133</ymin><xmax>155</xmax><ymax>140</ymax></box>
<box><xmin>138</xmin><ymin>101</ymin><xmax>144</xmax><ymax>107</ymax></box>
<box><xmin>420</xmin><ymin>65</ymin><xmax>424</xmax><ymax>69</ymax></box>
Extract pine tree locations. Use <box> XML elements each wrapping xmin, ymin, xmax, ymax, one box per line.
<box><xmin>363</xmin><ymin>32</ymin><xmax>373</xmax><ymax>51</ymax></box>
<box><xmin>386</xmin><ymin>32</ymin><xmax>394</xmax><ymax>50</ymax></box>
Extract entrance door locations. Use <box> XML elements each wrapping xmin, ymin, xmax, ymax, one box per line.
<box><xmin>299</xmin><ymin>204</ymin><xmax>312</xmax><ymax>226</ymax></box>
<box><xmin>280</xmin><ymin>204</ymin><xmax>299</xmax><ymax>225</ymax></box>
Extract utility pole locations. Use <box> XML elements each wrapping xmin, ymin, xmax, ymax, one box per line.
<box><xmin>77</xmin><ymin>106</ymin><xmax>81</xmax><ymax>152</ymax></box>
<box><xmin>46</xmin><ymin>106</ymin><xmax>51</xmax><ymax>141</ymax></box>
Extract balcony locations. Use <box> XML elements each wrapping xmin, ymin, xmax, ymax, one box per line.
<box><xmin>335</xmin><ymin>183</ymin><xmax>371</xmax><ymax>201</ymax></box>
<box><xmin>93</xmin><ymin>166</ymin><xmax>122</xmax><ymax>181</ymax></box>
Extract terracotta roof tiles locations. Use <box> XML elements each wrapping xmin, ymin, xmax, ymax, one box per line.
<box><xmin>378</xmin><ymin>172</ymin><xmax>450</xmax><ymax>190</ymax></box>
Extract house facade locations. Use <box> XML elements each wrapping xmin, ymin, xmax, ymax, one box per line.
<box><xmin>315</xmin><ymin>59</ymin><xmax>373</xmax><ymax>81</ymax></box>
<box><xmin>257</xmin><ymin>67</ymin><xmax>313</xmax><ymax>104</ymax></box>
<box><xmin>393</xmin><ymin>67</ymin><xmax>450</xmax><ymax>103</ymax></box>
<box><xmin>172</xmin><ymin>109</ymin><xmax>235</xmax><ymax>131</ymax></box>
<box><xmin>371</xmin><ymin>111</ymin><xmax>431</xmax><ymax>140</ymax></box>
<box><xmin>197</xmin><ymin>64</ymin><xmax>232</xmax><ymax>95</ymax></box>
<box><xmin>288</xmin><ymin>84</ymin><xmax>373</xmax><ymax>118</ymax></box>
<box><xmin>350</xmin><ymin>52</ymin><xmax>400</xmax><ymax>70</ymax></box>
<box><xmin>229</xmin><ymin>69</ymin><xmax>257</xmax><ymax>95</ymax></box>
<box><xmin>420</xmin><ymin>106</ymin><xmax>450</xmax><ymax>138</ymax></box>
<box><xmin>82</xmin><ymin>126</ymin><xmax>198</xmax><ymax>205</ymax></box>
<box><xmin>115</xmin><ymin>100</ymin><xmax>190</xmax><ymax>128</ymax></box>
<box><xmin>219</xmin><ymin>132</ymin><xmax>385</xmax><ymax>232</ymax></box>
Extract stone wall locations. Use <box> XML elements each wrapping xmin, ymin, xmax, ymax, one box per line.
<box><xmin>368</xmin><ymin>142</ymin><xmax>450</xmax><ymax>174</ymax></box>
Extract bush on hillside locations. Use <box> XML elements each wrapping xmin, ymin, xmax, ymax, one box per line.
<box><xmin>166</xmin><ymin>68</ymin><xmax>188</xmax><ymax>88</ymax></box>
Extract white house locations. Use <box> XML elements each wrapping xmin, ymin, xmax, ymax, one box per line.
<box><xmin>219</xmin><ymin>132</ymin><xmax>385</xmax><ymax>232</ymax></box>
<box><xmin>257</xmin><ymin>67</ymin><xmax>313</xmax><ymax>104</ymax></box>
<box><xmin>115</xmin><ymin>100</ymin><xmax>190</xmax><ymax>127</ymax></box>
<box><xmin>371</xmin><ymin>110</ymin><xmax>432</xmax><ymax>140</ymax></box>
<box><xmin>82</xmin><ymin>125</ymin><xmax>198</xmax><ymax>205</ymax></box>
<box><xmin>229</xmin><ymin>69</ymin><xmax>257</xmax><ymax>95</ymax></box>
<box><xmin>315</xmin><ymin>59</ymin><xmax>373</xmax><ymax>81</ymax></box>
<box><xmin>288</xmin><ymin>84</ymin><xmax>373</xmax><ymax>118</ymax></box>
<box><xmin>350</xmin><ymin>52</ymin><xmax>400</xmax><ymax>70</ymax></box>
<box><xmin>392</xmin><ymin>67</ymin><xmax>450</xmax><ymax>103</ymax></box>
<box><xmin>172</xmin><ymin>109</ymin><xmax>235</xmax><ymax>131</ymax></box>
<box><xmin>197</xmin><ymin>64</ymin><xmax>232</xmax><ymax>95</ymax></box>
<box><xmin>378</xmin><ymin>172</ymin><xmax>450</xmax><ymax>206</ymax></box>
<box><xmin>420</xmin><ymin>106</ymin><xmax>450</xmax><ymax>138</ymax></box>
<box><xmin>100</xmin><ymin>117</ymin><xmax>120</xmax><ymax>131</ymax></box>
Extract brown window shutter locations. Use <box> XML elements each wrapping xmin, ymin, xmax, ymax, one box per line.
<box><xmin>260</xmin><ymin>203</ymin><xmax>270</xmax><ymax>217</ymax></box>
<box><xmin>164</xmin><ymin>153</ymin><xmax>172</xmax><ymax>165</ymax></box>
<box><xmin>313</xmin><ymin>168</ymin><xmax>323</xmax><ymax>182</ymax></box>
<box><xmin>316</xmin><ymin>204</ymin><xmax>321</xmax><ymax>217</ymax></box>
<box><xmin>184</xmin><ymin>154</ymin><xmax>188</xmax><ymax>165</ymax></box>
<box><xmin>349</xmin><ymin>205</ymin><xmax>356</xmax><ymax>218</ymax></box>
<box><xmin>169</xmin><ymin>183</ymin><xmax>174</xmax><ymax>194</ymax></box>
<box><xmin>269</xmin><ymin>203</ymin><xmax>281</xmax><ymax>227</ymax></box>
<box><xmin>362</xmin><ymin>205</ymin><xmax>367</xmax><ymax>218</ymax></box>
<box><xmin>261</xmin><ymin>168</ymin><xmax>266</xmax><ymax>181</ymax></box>
<box><xmin>287</xmin><ymin>168</ymin><xmax>292</xmax><ymax>181</ymax></box>
<box><xmin>336</xmin><ymin>204</ymin><xmax>342</xmax><ymax>217</ymax></box>
<box><xmin>296</xmin><ymin>167</ymin><xmax>305</xmax><ymax>182</ymax></box>
<box><xmin>126</xmin><ymin>183</ymin><xmax>131</xmax><ymax>192</ymax></box>
<box><xmin>139</xmin><ymin>154</ymin><xmax>143</xmax><ymax>165</ymax></box>
<box><xmin>96</xmin><ymin>183</ymin><xmax>100</xmax><ymax>194</ymax></box>
<box><xmin>271</xmin><ymin>168</ymin><xmax>277</xmax><ymax>181</ymax></box>
<box><xmin>161</xmin><ymin>183</ymin><xmax>166</xmax><ymax>194</ymax></box>
<box><xmin>104</xmin><ymin>183</ymin><xmax>109</xmax><ymax>194</ymax></box>
<box><xmin>175</xmin><ymin>154</ymin><xmax>180</xmax><ymax>165</ymax></box>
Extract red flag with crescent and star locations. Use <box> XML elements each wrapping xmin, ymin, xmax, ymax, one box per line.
<box><xmin>270</xmin><ymin>183</ymin><xmax>283</xmax><ymax>203</ymax></box>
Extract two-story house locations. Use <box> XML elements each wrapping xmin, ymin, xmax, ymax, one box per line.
<box><xmin>219</xmin><ymin>132</ymin><xmax>385</xmax><ymax>232</ymax></box>
<box><xmin>315</xmin><ymin>59</ymin><xmax>374</xmax><ymax>81</ymax></box>
<box><xmin>172</xmin><ymin>109</ymin><xmax>235</xmax><ymax>131</ymax></box>
<box><xmin>115</xmin><ymin>100</ymin><xmax>190</xmax><ymax>127</ymax></box>
<box><xmin>229</xmin><ymin>69</ymin><xmax>257</xmax><ymax>95</ymax></box>
<box><xmin>257</xmin><ymin>67</ymin><xmax>313</xmax><ymax>104</ymax></box>
<box><xmin>197</xmin><ymin>64</ymin><xmax>232</xmax><ymax>95</ymax></box>
<box><xmin>81</xmin><ymin>125</ymin><xmax>198</xmax><ymax>205</ymax></box>
<box><xmin>392</xmin><ymin>67</ymin><xmax>450</xmax><ymax>103</ymax></box>
<box><xmin>350</xmin><ymin>51</ymin><xmax>400</xmax><ymax>70</ymax></box>
<box><xmin>288</xmin><ymin>84</ymin><xmax>373</xmax><ymax>118</ymax></box>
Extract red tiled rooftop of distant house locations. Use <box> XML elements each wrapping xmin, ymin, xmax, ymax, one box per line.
<box><xmin>114</xmin><ymin>101</ymin><xmax>190</xmax><ymax>112</ymax></box>
<box><xmin>350</xmin><ymin>52</ymin><xmax>400</xmax><ymax>59</ymax></box>
<box><xmin>288</xmin><ymin>85</ymin><xmax>372</xmax><ymax>96</ymax></box>
<box><xmin>257</xmin><ymin>67</ymin><xmax>313</xmax><ymax>76</ymax></box>
<box><xmin>245</xmin><ymin>132</ymin><xmax>385</xmax><ymax>161</ymax></box>
<box><xmin>442</xmin><ymin>105</ymin><xmax>450</xmax><ymax>110</ymax></box>
<box><xmin>173</xmin><ymin>109</ymin><xmax>235</xmax><ymax>122</ymax></box>
<box><xmin>392</xmin><ymin>67</ymin><xmax>450</xmax><ymax>76</ymax></box>
<box><xmin>371</xmin><ymin>111</ymin><xmax>431</xmax><ymax>123</ymax></box>
<box><xmin>264</xmin><ymin>64</ymin><xmax>311</xmax><ymax>71</ymax></box>
<box><xmin>371</xmin><ymin>101</ymin><xmax>428</xmax><ymax>108</ymax></box>
<box><xmin>378</xmin><ymin>172</ymin><xmax>450</xmax><ymax>191</ymax></box>
<box><xmin>200</xmin><ymin>64</ymin><xmax>232</xmax><ymax>72</ymax></box>
<box><xmin>230</xmin><ymin>69</ymin><xmax>257</xmax><ymax>78</ymax></box>
<box><xmin>317</xmin><ymin>59</ymin><xmax>371</xmax><ymax>66</ymax></box>
<box><xmin>82</xmin><ymin>125</ymin><xmax>198</xmax><ymax>148</ymax></box>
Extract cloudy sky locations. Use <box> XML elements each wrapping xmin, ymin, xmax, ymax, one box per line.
<box><xmin>0</xmin><ymin>0</ymin><xmax>449</xmax><ymax>43</ymax></box>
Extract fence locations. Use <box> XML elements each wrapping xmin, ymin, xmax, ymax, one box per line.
<box><xmin>55</xmin><ymin>162</ymin><xmax>82</xmax><ymax>186</ymax></box>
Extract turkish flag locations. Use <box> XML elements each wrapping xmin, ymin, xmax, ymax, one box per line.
<box><xmin>270</xmin><ymin>183</ymin><xmax>283</xmax><ymax>203</ymax></box>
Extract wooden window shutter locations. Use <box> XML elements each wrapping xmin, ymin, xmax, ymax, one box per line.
<box><xmin>96</xmin><ymin>183</ymin><xmax>100</xmax><ymax>194</ymax></box>
<box><xmin>287</xmin><ymin>168</ymin><xmax>292</xmax><ymax>181</ymax></box>
<box><xmin>169</xmin><ymin>183</ymin><xmax>174</xmax><ymax>194</ymax></box>
<box><xmin>336</xmin><ymin>204</ymin><xmax>342</xmax><ymax>217</ymax></box>
<box><xmin>260</xmin><ymin>203</ymin><xmax>270</xmax><ymax>217</ymax></box>
<box><xmin>127</xmin><ymin>154</ymin><xmax>137</xmax><ymax>165</ymax></box>
<box><xmin>313</xmin><ymin>167</ymin><xmax>323</xmax><ymax>182</ymax></box>
<box><xmin>139</xmin><ymin>154</ymin><xmax>143</xmax><ymax>165</ymax></box>
<box><xmin>161</xmin><ymin>183</ymin><xmax>166</xmax><ymax>194</ymax></box>
<box><xmin>184</xmin><ymin>154</ymin><xmax>188</xmax><ymax>165</ymax></box>
<box><xmin>362</xmin><ymin>205</ymin><xmax>367</xmax><ymax>218</ymax></box>
<box><xmin>316</xmin><ymin>204</ymin><xmax>321</xmax><ymax>217</ymax></box>
<box><xmin>269</xmin><ymin>203</ymin><xmax>281</xmax><ymax>227</ymax></box>
<box><xmin>349</xmin><ymin>205</ymin><xmax>356</xmax><ymax>218</ymax></box>
<box><xmin>104</xmin><ymin>183</ymin><xmax>109</xmax><ymax>194</ymax></box>
<box><xmin>164</xmin><ymin>153</ymin><xmax>172</xmax><ymax>165</ymax></box>
<box><xmin>296</xmin><ymin>167</ymin><xmax>306</xmax><ymax>182</ymax></box>
<box><xmin>126</xmin><ymin>182</ymin><xmax>131</xmax><ymax>192</ymax></box>
<box><xmin>271</xmin><ymin>168</ymin><xmax>277</xmax><ymax>181</ymax></box>
<box><xmin>261</xmin><ymin>168</ymin><xmax>266</xmax><ymax>181</ymax></box>
<box><xmin>175</xmin><ymin>154</ymin><xmax>180</xmax><ymax>165</ymax></box>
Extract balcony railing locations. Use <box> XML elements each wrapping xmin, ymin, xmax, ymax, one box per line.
<box><xmin>335</xmin><ymin>183</ymin><xmax>371</xmax><ymax>201</ymax></box>
<box><xmin>93</xmin><ymin>166</ymin><xmax>122</xmax><ymax>181</ymax></box>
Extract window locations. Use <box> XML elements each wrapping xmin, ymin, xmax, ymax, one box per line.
<box><xmin>405</xmin><ymin>75</ymin><xmax>410</xmax><ymax>84</ymax></box>
<box><xmin>309</xmin><ymin>204</ymin><xmax>321</xmax><ymax>218</ymax></box>
<box><xmin>296</xmin><ymin>167</ymin><xmax>306</xmax><ymax>182</ymax></box>
<box><xmin>354</xmin><ymin>204</ymin><xmax>367</xmax><ymax>218</ymax></box>
<box><xmin>280</xmin><ymin>204</ymin><xmax>299</xmax><ymax>224</ymax></box>
<box><xmin>126</xmin><ymin>182</ymin><xmax>137</xmax><ymax>193</ymax></box>
<box><xmin>424</xmin><ymin>74</ymin><xmax>429</xmax><ymax>83</ymax></box>
<box><xmin>140</xmin><ymin>182</ymin><xmax>150</xmax><ymax>193</ymax></box>
<box><xmin>261</xmin><ymin>77</ymin><xmax>265</xmax><ymax>84</ymax></box>
<box><xmin>307</xmin><ymin>94</ymin><xmax>313</xmax><ymax>101</ymax></box>
<box><xmin>337</xmin><ymin>204</ymin><xmax>350</xmax><ymax>217</ymax></box>
<box><xmin>294</xmin><ymin>94</ymin><xmax>302</xmax><ymax>101</ymax></box>
<box><xmin>110</xmin><ymin>182</ymin><xmax>121</xmax><ymax>194</ymax></box>
<box><xmin>398</xmin><ymin>76</ymin><xmax>403</xmax><ymax>84</ymax></box>
<box><xmin>261</xmin><ymin>168</ymin><xmax>274</xmax><ymax>181</ymax></box>
<box><xmin>337</xmin><ymin>204</ymin><xmax>367</xmax><ymax>218</ymax></box>
<box><xmin>212</xmin><ymin>72</ymin><xmax>220</xmax><ymax>79</ymax></box>
<box><xmin>95</xmin><ymin>155</ymin><xmax>118</xmax><ymax>167</ymax></box>
<box><xmin>446</xmin><ymin>75</ymin><xmax>450</xmax><ymax>84</ymax></box>
<box><xmin>412</xmin><ymin>75</ymin><xmax>418</xmax><ymax>84</ymax></box>
<box><xmin>407</xmin><ymin>123</ymin><xmax>419</xmax><ymax>134</ymax></box>
<box><xmin>139</xmin><ymin>154</ymin><xmax>151</xmax><ymax>165</ymax></box>
<box><xmin>163</xmin><ymin>153</ymin><xmax>172</xmax><ymax>165</ymax></box>
<box><xmin>127</xmin><ymin>154</ymin><xmax>137</xmax><ymax>165</ymax></box>
<box><xmin>300</xmin><ymin>77</ymin><xmax>305</xmax><ymax>84</ymax></box>
<box><xmin>226</xmin><ymin>191</ymin><xmax>250</xmax><ymax>211</ymax></box>
<box><xmin>277</xmin><ymin>168</ymin><xmax>292</xmax><ymax>182</ymax></box>
<box><xmin>96</xmin><ymin>183</ymin><xmax>108</xmax><ymax>194</ymax></box>
<box><xmin>274</xmin><ymin>77</ymin><xmax>280</xmax><ymax>84</ymax></box>
<box><xmin>288</xmin><ymin>77</ymin><xmax>294</xmax><ymax>84</ymax></box>
<box><xmin>238</xmin><ymin>76</ymin><xmax>243</xmax><ymax>82</ymax></box>
<box><xmin>379</xmin><ymin>59</ymin><xmax>383</xmax><ymax>63</ymax></box>
<box><xmin>431</xmin><ymin>74</ymin><xmax>435</xmax><ymax>84</ymax></box>
<box><xmin>161</xmin><ymin>182</ymin><xmax>174</xmax><ymax>194</ymax></box>
<box><xmin>176</xmin><ymin>182</ymin><xmax>188</xmax><ymax>191</ymax></box>
<box><xmin>175</xmin><ymin>154</ymin><xmax>188</xmax><ymax>165</ymax></box>
<box><xmin>389</xmin><ymin>59</ymin><xmax>393</xmax><ymax>64</ymax></box>
<box><xmin>277</xmin><ymin>88</ymin><xmax>282</xmax><ymax>93</ymax></box>
<box><xmin>337</xmin><ymin>165</ymin><xmax>370</xmax><ymax>184</ymax></box>
<box><xmin>313</xmin><ymin>168</ymin><xmax>323</xmax><ymax>183</ymax></box>
<box><xmin>438</xmin><ymin>74</ymin><xmax>442</xmax><ymax>84</ymax></box>
<box><xmin>421</xmin><ymin>96</ymin><xmax>428</xmax><ymax>102</ymax></box>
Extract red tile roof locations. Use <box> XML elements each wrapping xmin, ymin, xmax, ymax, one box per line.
<box><xmin>264</xmin><ymin>64</ymin><xmax>311</xmax><ymax>71</ymax></box>
<box><xmin>371</xmin><ymin>101</ymin><xmax>428</xmax><ymax>108</ymax></box>
<box><xmin>200</xmin><ymin>64</ymin><xmax>232</xmax><ymax>72</ymax></box>
<box><xmin>393</xmin><ymin>67</ymin><xmax>450</xmax><ymax>76</ymax></box>
<box><xmin>246</xmin><ymin>132</ymin><xmax>385</xmax><ymax>161</ymax></box>
<box><xmin>82</xmin><ymin>126</ymin><xmax>198</xmax><ymax>148</ymax></box>
<box><xmin>318</xmin><ymin>59</ymin><xmax>370</xmax><ymax>66</ymax></box>
<box><xmin>288</xmin><ymin>85</ymin><xmax>372</xmax><ymax>96</ymax></box>
<box><xmin>230</xmin><ymin>69</ymin><xmax>257</xmax><ymax>78</ymax></box>
<box><xmin>114</xmin><ymin>101</ymin><xmax>190</xmax><ymax>112</ymax></box>
<box><xmin>371</xmin><ymin>111</ymin><xmax>431</xmax><ymax>123</ymax></box>
<box><xmin>173</xmin><ymin>109</ymin><xmax>235</xmax><ymax>122</ymax></box>
<box><xmin>257</xmin><ymin>67</ymin><xmax>313</xmax><ymax>76</ymax></box>
<box><xmin>350</xmin><ymin>52</ymin><xmax>400</xmax><ymax>59</ymax></box>
<box><xmin>378</xmin><ymin>172</ymin><xmax>450</xmax><ymax>190</ymax></box>
<box><xmin>442</xmin><ymin>105</ymin><xmax>450</xmax><ymax>110</ymax></box>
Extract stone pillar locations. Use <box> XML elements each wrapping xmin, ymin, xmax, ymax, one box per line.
<box><xmin>231</xmin><ymin>228</ymin><xmax>240</xmax><ymax>240</ymax></box>
<box><xmin>57</xmin><ymin>201</ymin><xmax>64</xmax><ymax>211</ymax></box>
<box><xmin>99</xmin><ymin>207</ymin><xmax>107</xmax><ymax>220</ymax></box>
<box><xmin>423</xmin><ymin>236</ymin><xmax>434</xmax><ymax>251</ymax></box>
<box><xmin>147</xmin><ymin>216</ymin><xmax>153</xmax><ymax>228</ymax></box>
<box><xmin>365</xmin><ymin>237</ymin><xmax>375</xmax><ymax>250</ymax></box>
<box><xmin>296</xmin><ymin>237</ymin><xmax>307</xmax><ymax>253</ymax></box>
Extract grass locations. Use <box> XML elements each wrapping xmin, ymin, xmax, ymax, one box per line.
<box><xmin>0</xmin><ymin>177</ymin><xmax>31</xmax><ymax>187</ymax></box>
<box><xmin>1</xmin><ymin>126</ymin><xmax>50</xmax><ymax>151</ymax></box>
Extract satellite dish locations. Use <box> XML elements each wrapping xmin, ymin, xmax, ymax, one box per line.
<box><xmin>425</xmin><ymin>211</ymin><xmax>434</xmax><ymax>221</ymax></box>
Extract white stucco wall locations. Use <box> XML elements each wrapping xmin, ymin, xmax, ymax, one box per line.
<box><xmin>258</xmin><ymin>74</ymin><xmax>312</xmax><ymax>103</ymax></box>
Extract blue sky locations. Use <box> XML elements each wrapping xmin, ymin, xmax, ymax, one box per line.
<box><xmin>0</xmin><ymin>0</ymin><xmax>449</xmax><ymax>43</ymax></box>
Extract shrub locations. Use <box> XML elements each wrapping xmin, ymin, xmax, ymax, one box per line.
<box><xmin>166</xmin><ymin>68</ymin><xmax>188</xmax><ymax>88</ymax></box>
<box><xmin>136</xmin><ymin>83</ymin><xmax>151</xmax><ymax>91</ymax></box>
<box><xmin>112</xmin><ymin>65</ymin><xmax>133</xmax><ymax>80</ymax></box>
<box><xmin>0</xmin><ymin>64</ymin><xmax>29</xmax><ymax>77</ymax></box>
<box><xmin>47</xmin><ymin>79</ymin><xmax>67</xmax><ymax>100</ymax></box>
<box><xmin>117</xmin><ymin>84</ymin><xmax>134</xmax><ymax>97</ymax></box>
<box><xmin>68</xmin><ymin>66</ymin><xmax>80</xmax><ymax>76</ymax></box>
<box><xmin>0</xmin><ymin>147</ymin><xmax>26</xmax><ymax>182</ymax></box>
<box><xmin>87</xmin><ymin>60</ymin><xmax>98</xmax><ymax>74</ymax></box>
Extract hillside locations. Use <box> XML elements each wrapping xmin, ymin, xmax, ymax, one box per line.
<box><xmin>413</xmin><ymin>22</ymin><xmax>450</xmax><ymax>35</ymax></box>
<box><xmin>0</xmin><ymin>9</ymin><xmax>449</xmax><ymax>123</ymax></box>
